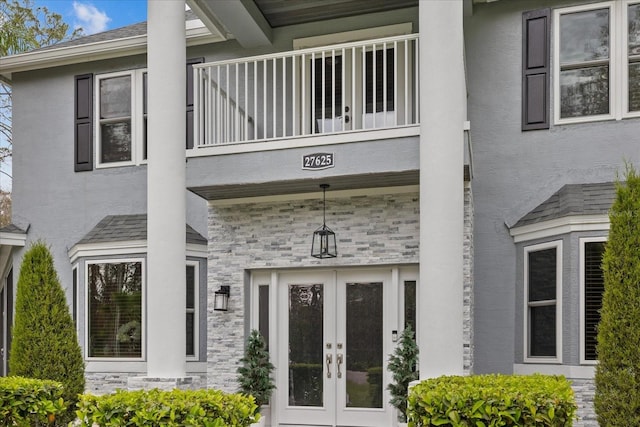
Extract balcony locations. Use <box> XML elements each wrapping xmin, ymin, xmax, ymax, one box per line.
<box><xmin>190</xmin><ymin>34</ymin><xmax>420</xmax><ymax>155</ymax></box>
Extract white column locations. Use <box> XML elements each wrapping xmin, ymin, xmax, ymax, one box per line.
<box><xmin>146</xmin><ymin>0</ymin><xmax>186</xmax><ymax>378</ymax></box>
<box><xmin>418</xmin><ymin>0</ymin><xmax>466</xmax><ymax>377</ymax></box>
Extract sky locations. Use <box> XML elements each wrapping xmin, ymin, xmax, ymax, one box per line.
<box><xmin>34</xmin><ymin>0</ymin><xmax>148</xmax><ymax>35</ymax></box>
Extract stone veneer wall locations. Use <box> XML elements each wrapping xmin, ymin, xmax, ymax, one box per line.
<box><xmin>85</xmin><ymin>372</ymin><xmax>207</xmax><ymax>395</ymax></box>
<box><xmin>463</xmin><ymin>183</ymin><xmax>474</xmax><ymax>375</ymax></box>
<box><xmin>207</xmin><ymin>189</ymin><xmax>474</xmax><ymax>391</ymax></box>
<box><xmin>572</xmin><ymin>378</ymin><xmax>597</xmax><ymax>427</ymax></box>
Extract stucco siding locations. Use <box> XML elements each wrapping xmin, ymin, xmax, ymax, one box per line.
<box><xmin>467</xmin><ymin>0</ymin><xmax>640</xmax><ymax>374</ymax></box>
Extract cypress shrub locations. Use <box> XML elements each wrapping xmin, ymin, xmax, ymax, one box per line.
<box><xmin>9</xmin><ymin>241</ymin><xmax>84</xmax><ymax>424</ymax></box>
<box><xmin>237</xmin><ymin>329</ymin><xmax>275</xmax><ymax>410</ymax></box>
<box><xmin>387</xmin><ymin>325</ymin><xmax>419</xmax><ymax>422</ymax></box>
<box><xmin>595</xmin><ymin>166</ymin><xmax>640</xmax><ymax>426</ymax></box>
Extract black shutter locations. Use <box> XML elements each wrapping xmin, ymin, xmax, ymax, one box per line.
<box><xmin>522</xmin><ymin>9</ymin><xmax>550</xmax><ymax>131</ymax></box>
<box><xmin>74</xmin><ymin>74</ymin><xmax>94</xmax><ymax>171</ymax></box>
<box><xmin>186</xmin><ymin>58</ymin><xmax>204</xmax><ymax>149</ymax></box>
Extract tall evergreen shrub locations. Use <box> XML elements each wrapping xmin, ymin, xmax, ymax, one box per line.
<box><xmin>595</xmin><ymin>166</ymin><xmax>640</xmax><ymax>426</ymax></box>
<box><xmin>237</xmin><ymin>329</ymin><xmax>275</xmax><ymax>410</ymax></box>
<box><xmin>9</xmin><ymin>241</ymin><xmax>84</xmax><ymax>423</ymax></box>
<box><xmin>387</xmin><ymin>325</ymin><xmax>419</xmax><ymax>422</ymax></box>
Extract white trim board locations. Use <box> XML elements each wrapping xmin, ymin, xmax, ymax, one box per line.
<box><xmin>0</xmin><ymin>23</ymin><xmax>225</xmax><ymax>78</ymax></box>
<box><xmin>509</xmin><ymin>214</ymin><xmax>609</xmax><ymax>242</ymax></box>
<box><xmin>68</xmin><ymin>241</ymin><xmax>207</xmax><ymax>263</ymax></box>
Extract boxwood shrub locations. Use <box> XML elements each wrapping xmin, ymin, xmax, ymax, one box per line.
<box><xmin>75</xmin><ymin>388</ymin><xmax>259</xmax><ymax>426</ymax></box>
<box><xmin>0</xmin><ymin>376</ymin><xmax>67</xmax><ymax>426</ymax></box>
<box><xmin>407</xmin><ymin>374</ymin><xmax>576</xmax><ymax>426</ymax></box>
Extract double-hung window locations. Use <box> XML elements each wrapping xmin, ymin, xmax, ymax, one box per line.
<box><xmin>555</xmin><ymin>1</ymin><xmax>640</xmax><ymax>123</ymax></box>
<box><xmin>186</xmin><ymin>262</ymin><xmax>199</xmax><ymax>360</ymax></box>
<box><xmin>96</xmin><ymin>70</ymin><xmax>147</xmax><ymax>167</ymax></box>
<box><xmin>524</xmin><ymin>241</ymin><xmax>562</xmax><ymax>362</ymax></box>
<box><xmin>580</xmin><ymin>238</ymin><xmax>606</xmax><ymax>364</ymax></box>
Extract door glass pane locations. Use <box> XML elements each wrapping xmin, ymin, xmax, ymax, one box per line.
<box><xmin>313</xmin><ymin>55</ymin><xmax>343</xmax><ymax>133</ymax></box>
<box><xmin>346</xmin><ymin>282</ymin><xmax>383</xmax><ymax>408</ymax></box>
<box><xmin>404</xmin><ymin>280</ymin><xmax>416</xmax><ymax>332</ymax></box>
<box><xmin>289</xmin><ymin>284</ymin><xmax>323</xmax><ymax>407</ymax></box>
<box><xmin>258</xmin><ymin>285</ymin><xmax>269</xmax><ymax>350</ymax></box>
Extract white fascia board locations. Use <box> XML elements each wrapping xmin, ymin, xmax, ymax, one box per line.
<box><xmin>0</xmin><ymin>231</ymin><xmax>27</xmax><ymax>247</ymax></box>
<box><xmin>509</xmin><ymin>214</ymin><xmax>609</xmax><ymax>243</ymax></box>
<box><xmin>68</xmin><ymin>240</ymin><xmax>207</xmax><ymax>263</ymax></box>
<box><xmin>0</xmin><ymin>25</ymin><xmax>226</xmax><ymax>78</ymax></box>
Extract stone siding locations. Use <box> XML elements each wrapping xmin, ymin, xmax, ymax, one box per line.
<box><xmin>572</xmin><ymin>378</ymin><xmax>597</xmax><ymax>427</ymax></box>
<box><xmin>207</xmin><ymin>190</ymin><xmax>474</xmax><ymax>390</ymax></box>
<box><xmin>463</xmin><ymin>183</ymin><xmax>474</xmax><ymax>375</ymax></box>
<box><xmin>85</xmin><ymin>372</ymin><xmax>207</xmax><ymax>395</ymax></box>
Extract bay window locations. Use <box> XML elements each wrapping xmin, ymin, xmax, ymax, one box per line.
<box><xmin>87</xmin><ymin>259</ymin><xmax>144</xmax><ymax>359</ymax></box>
<box><xmin>524</xmin><ymin>241</ymin><xmax>562</xmax><ymax>362</ymax></box>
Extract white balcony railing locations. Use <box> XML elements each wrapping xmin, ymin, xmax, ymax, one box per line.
<box><xmin>193</xmin><ymin>34</ymin><xmax>419</xmax><ymax>147</ymax></box>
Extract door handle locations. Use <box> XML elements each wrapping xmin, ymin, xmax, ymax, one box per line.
<box><xmin>326</xmin><ymin>353</ymin><xmax>333</xmax><ymax>378</ymax></box>
<box><xmin>336</xmin><ymin>353</ymin><xmax>343</xmax><ymax>379</ymax></box>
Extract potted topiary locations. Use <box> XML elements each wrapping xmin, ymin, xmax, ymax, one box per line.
<box><xmin>238</xmin><ymin>329</ymin><xmax>275</xmax><ymax>426</ymax></box>
<box><xmin>387</xmin><ymin>325</ymin><xmax>419</xmax><ymax>426</ymax></box>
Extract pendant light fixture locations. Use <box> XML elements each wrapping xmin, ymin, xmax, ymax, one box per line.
<box><xmin>311</xmin><ymin>184</ymin><xmax>337</xmax><ymax>258</ymax></box>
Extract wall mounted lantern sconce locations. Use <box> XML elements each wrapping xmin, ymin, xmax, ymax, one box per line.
<box><xmin>214</xmin><ymin>285</ymin><xmax>230</xmax><ymax>311</ymax></box>
<box><xmin>311</xmin><ymin>184</ymin><xmax>337</xmax><ymax>259</ymax></box>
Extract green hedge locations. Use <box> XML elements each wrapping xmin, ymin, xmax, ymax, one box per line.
<box><xmin>407</xmin><ymin>374</ymin><xmax>577</xmax><ymax>427</ymax></box>
<box><xmin>0</xmin><ymin>376</ymin><xmax>67</xmax><ymax>426</ymax></box>
<box><xmin>75</xmin><ymin>388</ymin><xmax>259</xmax><ymax>426</ymax></box>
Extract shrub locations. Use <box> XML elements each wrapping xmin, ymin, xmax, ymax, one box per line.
<box><xmin>75</xmin><ymin>388</ymin><xmax>258</xmax><ymax>426</ymax></box>
<box><xmin>237</xmin><ymin>329</ymin><xmax>275</xmax><ymax>409</ymax></box>
<box><xmin>595</xmin><ymin>165</ymin><xmax>640</xmax><ymax>426</ymax></box>
<box><xmin>387</xmin><ymin>325</ymin><xmax>419</xmax><ymax>421</ymax></box>
<box><xmin>9</xmin><ymin>241</ymin><xmax>85</xmax><ymax>424</ymax></box>
<box><xmin>0</xmin><ymin>376</ymin><xmax>66</xmax><ymax>426</ymax></box>
<box><xmin>407</xmin><ymin>374</ymin><xmax>576</xmax><ymax>426</ymax></box>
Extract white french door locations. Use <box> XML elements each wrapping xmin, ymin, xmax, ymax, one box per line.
<box><xmin>276</xmin><ymin>269</ymin><xmax>393</xmax><ymax>427</ymax></box>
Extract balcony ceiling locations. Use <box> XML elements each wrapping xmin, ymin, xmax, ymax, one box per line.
<box><xmin>253</xmin><ymin>0</ymin><xmax>419</xmax><ymax>28</ymax></box>
<box><xmin>189</xmin><ymin>0</ymin><xmax>417</xmax><ymax>47</ymax></box>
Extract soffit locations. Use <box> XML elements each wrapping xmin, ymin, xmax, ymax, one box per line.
<box><xmin>253</xmin><ymin>0</ymin><xmax>418</xmax><ymax>28</ymax></box>
<box><xmin>188</xmin><ymin>171</ymin><xmax>420</xmax><ymax>201</ymax></box>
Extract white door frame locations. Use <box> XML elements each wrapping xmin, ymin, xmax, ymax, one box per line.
<box><xmin>250</xmin><ymin>266</ymin><xmax>418</xmax><ymax>427</ymax></box>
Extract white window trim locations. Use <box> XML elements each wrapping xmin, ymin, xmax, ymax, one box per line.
<box><xmin>554</xmin><ymin>1</ymin><xmax>640</xmax><ymax>125</ymax></box>
<box><xmin>579</xmin><ymin>236</ymin><xmax>608</xmax><ymax>365</ymax></box>
<box><xmin>85</xmin><ymin>257</ymin><xmax>146</xmax><ymax>362</ymax></box>
<box><xmin>95</xmin><ymin>69</ymin><xmax>147</xmax><ymax>168</ymax></box>
<box><xmin>186</xmin><ymin>260</ymin><xmax>199</xmax><ymax>361</ymax></box>
<box><xmin>524</xmin><ymin>240</ymin><xmax>563</xmax><ymax>364</ymax></box>
<box><xmin>72</xmin><ymin>264</ymin><xmax>79</xmax><ymax>333</ymax></box>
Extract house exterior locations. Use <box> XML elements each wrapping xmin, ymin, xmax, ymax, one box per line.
<box><xmin>0</xmin><ymin>0</ymin><xmax>639</xmax><ymax>425</ymax></box>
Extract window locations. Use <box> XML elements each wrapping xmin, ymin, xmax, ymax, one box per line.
<box><xmin>87</xmin><ymin>259</ymin><xmax>144</xmax><ymax>359</ymax></box>
<box><xmin>96</xmin><ymin>70</ymin><xmax>147</xmax><ymax>167</ymax></box>
<box><xmin>86</xmin><ymin>259</ymin><xmax>200</xmax><ymax>360</ymax></box>
<box><xmin>554</xmin><ymin>1</ymin><xmax>640</xmax><ymax>123</ymax></box>
<box><xmin>186</xmin><ymin>262</ymin><xmax>199</xmax><ymax>359</ymax></box>
<box><xmin>524</xmin><ymin>241</ymin><xmax>562</xmax><ymax>362</ymax></box>
<box><xmin>581</xmin><ymin>238</ymin><xmax>606</xmax><ymax>363</ymax></box>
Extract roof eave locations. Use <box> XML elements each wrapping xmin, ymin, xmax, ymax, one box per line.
<box><xmin>0</xmin><ymin>25</ymin><xmax>227</xmax><ymax>80</ymax></box>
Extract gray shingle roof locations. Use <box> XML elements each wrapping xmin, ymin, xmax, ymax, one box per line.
<box><xmin>0</xmin><ymin>224</ymin><xmax>26</xmax><ymax>234</ymax></box>
<box><xmin>512</xmin><ymin>182</ymin><xmax>616</xmax><ymax>228</ymax></box>
<box><xmin>35</xmin><ymin>10</ymin><xmax>199</xmax><ymax>52</ymax></box>
<box><xmin>77</xmin><ymin>214</ymin><xmax>206</xmax><ymax>245</ymax></box>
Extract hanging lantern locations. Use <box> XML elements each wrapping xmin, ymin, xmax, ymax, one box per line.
<box><xmin>311</xmin><ymin>184</ymin><xmax>337</xmax><ymax>258</ymax></box>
